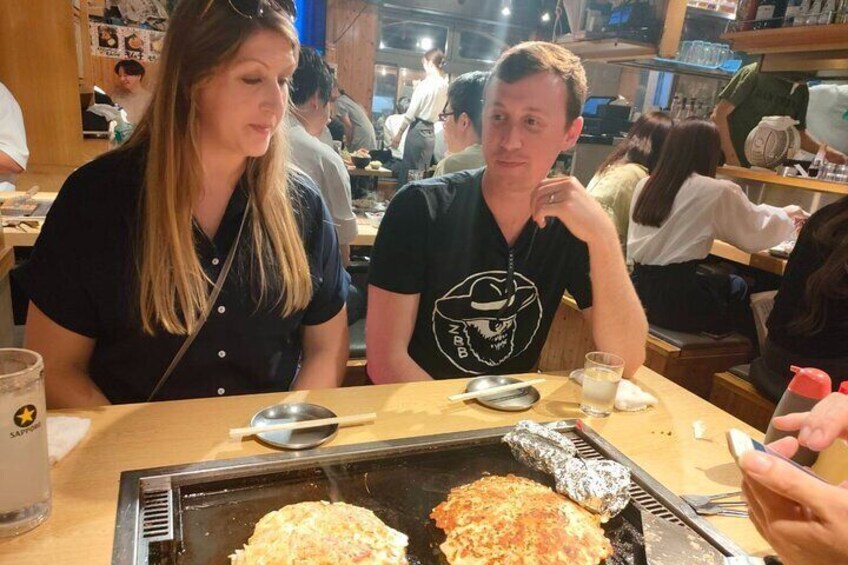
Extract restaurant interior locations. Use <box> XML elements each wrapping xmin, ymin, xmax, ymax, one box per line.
<box><xmin>1</xmin><ymin>0</ymin><xmax>848</xmax><ymax>563</ymax></box>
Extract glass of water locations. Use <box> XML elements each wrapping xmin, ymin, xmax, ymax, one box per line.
<box><xmin>0</xmin><ymin>349</ymin><xmax>51</xmax><ymax>537</ymax></box>
<box><xmin>579</xmin><ymin>351</ymin><xmax>625</xmax><ymax>418</ymax></box>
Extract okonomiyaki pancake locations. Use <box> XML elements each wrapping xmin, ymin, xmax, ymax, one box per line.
<box><xmin>431</xmin><ymin>474</ymin><xmax>612</xmax><ymax>565</ymax></box>
<box><xmin>230</xmin><ymin>501</ymin><xmax>409</xmax><ymax>564</ymax></box>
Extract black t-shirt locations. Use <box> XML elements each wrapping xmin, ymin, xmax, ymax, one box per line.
<box><xmin>13</xmin><ymin>146</ymin><xmax>349</xmax><ymax>403</ymax></box>
<box><xmin>767</xmin><ymin>199</ymin><xmax>848</xmax><ymax>358</ymax></box>
<box><xmin>369</xmin><ymin>168</ymin><xmax>592</xmax><ymax>379</ymax></box>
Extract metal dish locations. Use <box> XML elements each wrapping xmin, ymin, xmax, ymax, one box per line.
<box><xmin>250</xmin><ymin>402</ymin><xmax>338</xmax><ymax>450</ymax></box>
<box><xmin>465</xmin><ymin>375</ymin><xmax>540</xmax><ymax>411</ymax></box>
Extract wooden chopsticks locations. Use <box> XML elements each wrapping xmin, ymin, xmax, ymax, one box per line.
<box><xmin>229</xmin><ymin>412</ymin><xmax>377</xmax><ymax>440</ymax></box>
<box><xmin>447</xmin><ymin>378</ymin><xmax>546</xmax><ymax>403</ymax></box>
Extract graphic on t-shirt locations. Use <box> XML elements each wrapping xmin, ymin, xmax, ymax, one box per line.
<box><xmin>433</xmin><ymin>271</ymin><xmax>542</xmax><ymax>374</ymax></box>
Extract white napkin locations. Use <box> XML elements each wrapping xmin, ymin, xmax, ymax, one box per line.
<box><xmin>569</xmin><ymin>370</ymin><xmax>659</xmax><ymax>412</ymax></box>
<box><xmin>47</xmin><ymin>416</ymin><xmax>91</xmax><ymax>465</ymax></box>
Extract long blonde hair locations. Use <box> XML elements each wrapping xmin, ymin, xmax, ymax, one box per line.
<box><xmin>124</xmin><ymin>0</ymin><xmax>311</xmax><ymax>335</ymax></box>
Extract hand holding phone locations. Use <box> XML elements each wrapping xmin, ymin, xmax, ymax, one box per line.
<box><xmin>726</xmin><ymin>428</ymin><xmax>824</xmax><ymax>482</ymax></box>
<box><xmin>726</xmin><ymin>428</ymin><xmax>848</xmax><ymax>565</ymax></box>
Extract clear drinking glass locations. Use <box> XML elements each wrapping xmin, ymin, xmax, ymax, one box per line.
<box><xmin>580</xmin><ymin>351</ymin><xmax>625</xmax><ymax>418</ymax></box>
<box><xmin>0</xmin><ymin>349</ymin><xmax>51</xmax><ymax>537</ymax></box>
<box><xmin>408</xmin><ymin>169</ymin><xmax>425</xmax><ymax>182</ymax></box>
<box><xmin>677</xmin><ymin>40</ymin><xmax>693</xmax><ymax>62</ymax></box>
<box><xmin>719</xmin><ymin>45</ymin><xmax>732</xmax><ymax>65</ymax></box>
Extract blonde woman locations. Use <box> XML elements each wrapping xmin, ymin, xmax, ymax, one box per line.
<box><xmin>15</xmin><ymin>0</ymin><xmax>350</xmax><ymax>408</ymax></box>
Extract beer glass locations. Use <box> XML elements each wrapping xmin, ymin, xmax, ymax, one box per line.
<box><xmin>0</xmin><ymin>349</ymin><xmax>51</xmax><ymax>537</ymax></box>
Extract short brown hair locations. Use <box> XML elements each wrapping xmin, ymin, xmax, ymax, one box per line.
<box><xmin>489</xmin><ymin>41</ymin><xmax>588</xmax><ymax>125</ymax></box>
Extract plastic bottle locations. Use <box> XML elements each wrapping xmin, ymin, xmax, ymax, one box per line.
<box><xmin>669</xmin><ymin>94</ymin><xmax>681</xmax><ymax>116</ymax></box>
<box><xmin>812</xmin><ymin>381</ymin><xmax>848</xmax><ymax>484</ymax></box>
<box><xmin>736</xmin><ymin>0</ymin><xmax>760</xmax><ymax>29</ymax></box>
<box><xmin>784</xmin><ymin>0</ymin><xmax>805</xmax><ymax>23</ymax></box>
<box><xmin>818</xmin><ymin>0</ymin><xmax>838</xmax><ymax>22</ymax></box>
<box><xmin>794</xmin><ymin>0</ymin><xmax>812</xmax><ymax>24</ymax></box>
<box><xmin>764</xmin><ymin>366</ymin><xmax>832</xmax><ymax>467</ymax></box>
<box><xmin>753</xmin><ymin>0</ymin><xmax>789</xmax><ymax>28</ymax></box>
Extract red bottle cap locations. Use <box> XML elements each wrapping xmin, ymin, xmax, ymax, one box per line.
<box><xmin>839</xmin><ymin>381</ymin><xmax>848</xmax><ymax>395</ymax></box>
<box><xmin>787</xmin><ymin>366</ymin><xmax>832</xmax><ymax>400</ymax></box>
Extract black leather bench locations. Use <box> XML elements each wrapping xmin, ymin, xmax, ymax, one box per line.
<box><xmin>710</xmin><ymin>364</ymin><xmax>775</xmax><ymax>432</ymax></box>
<box><xmin>645</xmin><ymin>326</ymin><xmax>753</xmax><ymax>399</ymax></box>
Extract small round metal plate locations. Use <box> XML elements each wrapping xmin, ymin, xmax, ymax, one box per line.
<box><xmin>465</xmin><ymin>376</ymin><xmax>540</xmax><ymax>412</ymax></box>
<box><xmin>250</xmin><ymin>403</ymin><xmax>338</xmax><ymax>450</ymax></box>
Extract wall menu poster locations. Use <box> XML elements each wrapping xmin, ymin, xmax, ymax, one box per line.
<box><xmin>92</xmin><ymin>22</ymin><xmax>122</xmax><ymax>58</ymax></box>
<box><xmin>89</xmin><ymin>22</ymin><xmax>162</xmax><ymax>62</ymax></box>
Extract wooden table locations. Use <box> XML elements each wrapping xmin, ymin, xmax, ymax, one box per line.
<box><xmin>710</xmin><ymin>240</ymin><xmax>787</xmax><ymax>276</ymax></box>
<box><xmin>0</xmin><ymin>368</ymin><xmax>770</xmax><ymax>562</ymax></box>
<box><xmin>352</xmin><ymin>214</ymin><xmax>378</xmax><ymax>246</ymax></box>
<box><xmin>347</xmin><ymin>165</ymin><xmax>393</xmax><ymax>178</ymax></box>
<box><xmin>0</xmin><ymin>192</ymin><xmax>55</xmax><ymax>248</ymax></box>
<box><xmin>2</xmin><ymin>196</ymin><xmax>384</xmax><ymax>249</ymax></box>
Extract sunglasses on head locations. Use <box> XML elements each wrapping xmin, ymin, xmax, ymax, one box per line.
<box><xmin>224</xmin><ymin>0</ymin><xmax>296</xmax><ymax>19</ymax></box>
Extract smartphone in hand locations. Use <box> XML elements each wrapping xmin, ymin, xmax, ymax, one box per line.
<box><xmin>726</xmin><ymin>428</ymin><xmax>825</xmax><ymax>482</ymax></box>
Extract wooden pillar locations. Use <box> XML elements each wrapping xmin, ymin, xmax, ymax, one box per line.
<box><xmin>0</xmin><ymin>0</ymin><xmax>85</xmax><ymax>173</ymax></box>
<box><xmin>326</xmin><ymin>0</ymin><xmax>378</xmax><ymax>114</ymax></box>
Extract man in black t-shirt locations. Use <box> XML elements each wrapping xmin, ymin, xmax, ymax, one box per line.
<box><xmin>366</xmin><ymin>42</ymin><xmax>648</xmax><ymax>382</ymax></box>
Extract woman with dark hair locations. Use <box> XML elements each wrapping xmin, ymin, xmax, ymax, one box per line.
<box><xmin>628</xmin><ymin>118</ymin><xmax>807</xmax><ymax>333</ymax></box>
<box><xmin>587</xmin><ymin>111</ymin><xmax>672</xmax><ymax>248</ymax></box>
<box><xmin>112</xmin><ymin>59</ymin><xmax>152</xmax><ymax>125</ymax></box>
<box><xmin>391</xmin><ymin>48</ymin><xmax>449</xmax><ymax>183</ymax></box>
<box><xmin>750</xmin><ymin>196</ymin><xmax>848</xmax><ymax>401</ymax></box>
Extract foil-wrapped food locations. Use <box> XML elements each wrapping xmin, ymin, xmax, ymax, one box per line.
<box><xmin>503</xmin><ymin>420</ymin><xmax>577</xmax><ymax>474</ymax></box>
<box><xmin>503</xmin><ymin>420</ymin><xmax>630</xmax><ymax>520</ymax></box>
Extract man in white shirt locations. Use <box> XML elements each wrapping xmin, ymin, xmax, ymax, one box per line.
<box><xmin>433</xmin><ymin>71</ymin><xmax>488</xmax><ymax>177</ymax></box>
<box><xmin>383</xmin><ymin>96</ymin><xmax>410</xmax><ymax>159</ymax></box>
<box><xmin>330</xmin><ymin>84</ymin><xmax>377</xmax><ymax>152</ymax></box>
<box><xmin>289</xmin><ymin>47</ymin><xmax>358</xmax><ymax>264</ymax></box>
<box><xmin>0</xmin><ymin>82</ymin><xmax>30</xmax><ymax>192</ymax></box>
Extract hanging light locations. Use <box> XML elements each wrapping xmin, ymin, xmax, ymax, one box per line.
<box><xmin>420</xmin><ymin>36</ymin><xmax>433</xmax><ymax>50</ymax></box>
<box><xmin>541</xmin><ymin>11</ymin><xmax>551</xmax><ymax>22</ymax></box>
<box><xmin>501</xmin><ymin>0</ymin><xmax>512</xmax><ymax>16</ymax></box>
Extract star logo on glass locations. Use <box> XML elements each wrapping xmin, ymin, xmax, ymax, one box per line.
<box><xmin>13</xmin><ymin>404</ymin><xmax>37</xmax><ymax>428</ymax></box>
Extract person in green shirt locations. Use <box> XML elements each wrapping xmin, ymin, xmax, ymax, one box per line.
<box><xmin>433</xmin><ymin>71</ymin><xmax>488</xmax><ymax>177</ymax></box>
<box><xmin>712</xmin><ymin>63</ymin><xmax>846</xmax><ymax>167</ymax></box>
<box><xmin>586</xmin><ymin>111</ymin><xmax>672</xmax><ymax>250</ymax></box>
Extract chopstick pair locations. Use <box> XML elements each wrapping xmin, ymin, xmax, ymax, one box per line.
<box><xmin>448</xmin><ymin>378</ymin><xmax>546</xmax><ymax>403</ymax></box>
<box><xmin>229</xmin><ymin>412</ymin><xmax>377</xmax><ymax>440</ymax></box>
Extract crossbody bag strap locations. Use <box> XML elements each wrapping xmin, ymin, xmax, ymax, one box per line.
<box><xmin>146</xmin><ymin>202</ymin><xmax>250</xmax><ymax>402</ymax></box>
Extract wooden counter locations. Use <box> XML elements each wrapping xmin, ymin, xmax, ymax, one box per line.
<box><xmin>0</xmin><ymin>368</ymin><xmax>770</xmax><ymax>562</ymax></box>
<box><xmin>710</xmin><ymin>239</ymin><xmax>787</xmax><ymax>276</ymax></box>
<box><xmin>2</xmin><ymin>199</ymin><xmax>381</xmax><ymax>249</ymax></box>
<box><xmin>0</xmin><ymin>192</ymin><xmax>55</xmax><ymax>248</ymax></box>
<box><xmin>353</xmin><ymin>214</ymin><xmax>378</xmax><ymax>246</ymax></box>
<box><xmin>348</xmin><ymin>165</ymin><xmax>393</xmax><ymax>178</ymax></box>
<box><xmin>718</xmin><ymin>165</ymin><xmax>848</xmax><ymax>196</ymax></box>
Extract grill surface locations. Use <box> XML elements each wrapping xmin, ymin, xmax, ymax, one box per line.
<box><xmin>116</xmin><ymin>422</ymin><xmax>743</xmax><ymax>564</ymax></box>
